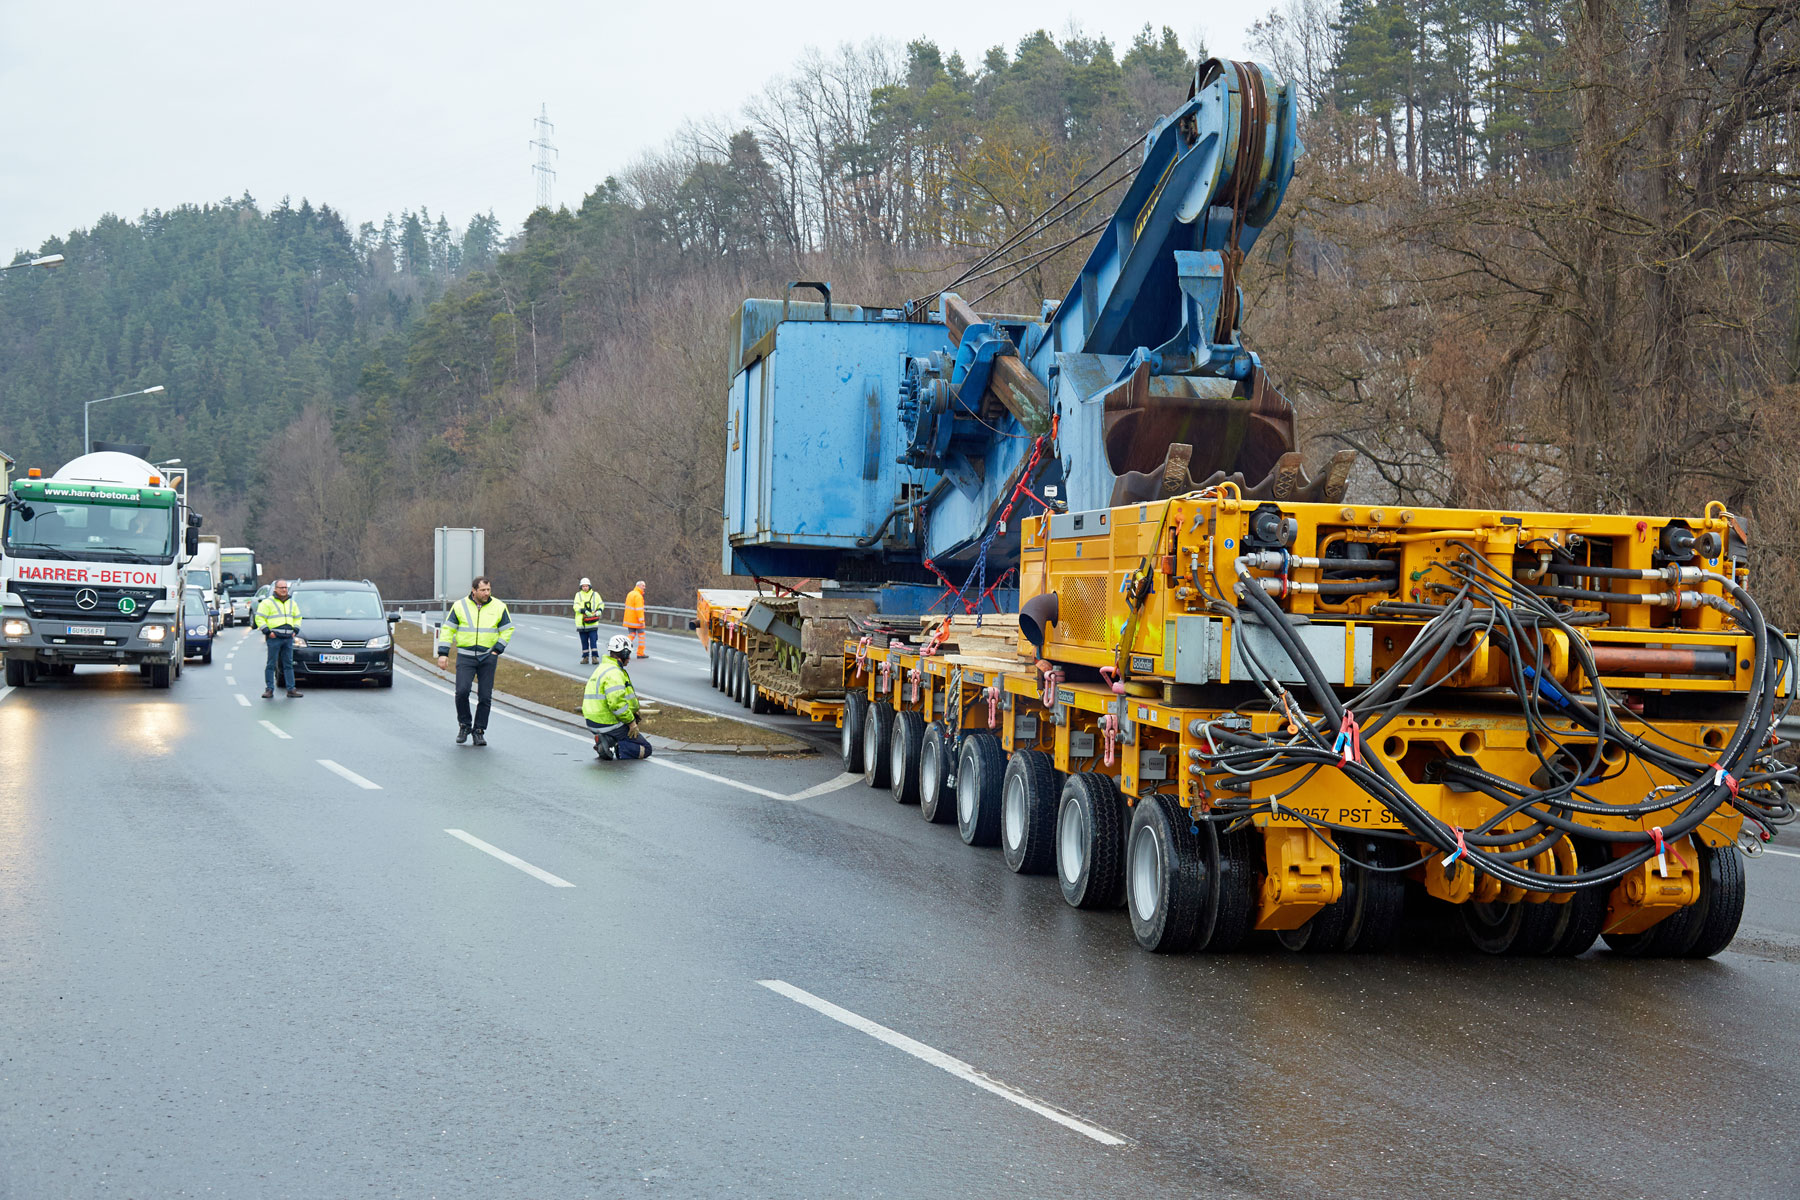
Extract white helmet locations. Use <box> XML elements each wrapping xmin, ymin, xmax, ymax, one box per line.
<box><xmin>579</xmin><ymin>577</ymin><xmax>591</xmax><ymax>587</ymax></box>
<box><xmin>608</xmin><ymin>633</ymin><xmax>633</xmax><ymax>655</ymax></box>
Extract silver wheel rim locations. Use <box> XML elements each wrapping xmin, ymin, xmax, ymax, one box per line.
<box><xmin>1058</xmin><ymin>795</ymin><xmax>1087</xmax><ymax>884</ymax></box>
<box><xmin>1129</xmin><ymin>824</ymin><xmax>1163</xmax><ymax>923</ymax></box>
<box><xmin>890</xmin><ymin>729</ymin><xmax>906</xmax><ymax>787</ymax></box>
<box><xmin>865</xmin><ymin>709</ymin><xmax>881</xmax><ymax>769</ymax></box>
<box><xmin>921</xmin><ymin>740</ymin><xmax>940</xmax><ymax>808</ymax></box>
<box><xmin>1002</xmin><ymin>771</ymin><xmax>1027</xmax><ymax>850</ymax></box>
<box><xmin>957</xmin><ymin>754</ymin><xmax>977</xmax><ymax>826</ymax></box>
<box><xmin>842</xmin><ymin>716</ymin><xmax>854</xmax><ymax>760</ymax></box>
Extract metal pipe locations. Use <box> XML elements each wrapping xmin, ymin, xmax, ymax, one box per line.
<box><xmin>1586</xmin><ymin>645</ymin><xmax>1738</xmax><ymax>677</ymax></box>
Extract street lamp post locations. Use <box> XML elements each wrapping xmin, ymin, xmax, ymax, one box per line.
<box><xmin>0</xmin><ymin>254</ymin><xmax>65</xmax><ymax>273</ymax></box>
<box><xmin>83</xmin><ymin>385</ymin><xmax>166</xmax><ymax>455</ymax></box>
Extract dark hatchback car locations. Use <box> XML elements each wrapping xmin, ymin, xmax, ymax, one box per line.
<box><xmin>289</xmin><ymin>579</ymin><xmax>400</xmax><ymax>687</ymax></box>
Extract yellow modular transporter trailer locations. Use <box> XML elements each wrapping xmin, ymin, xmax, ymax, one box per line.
<box><xmin>839</xmin><ymin>490</ymin><xmax>1792</xmax><ymax>957</ymax></box>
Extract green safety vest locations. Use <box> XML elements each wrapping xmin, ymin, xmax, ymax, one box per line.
<box><xmin>573</xmin><ymin>588</ymin><xmax>605</xmax><ymax>626</ymax></box>
<box><xmin>583</xmin><ymin>658</ymin><xmax>638</xmax><ymax>726</ymax></box>
<box><xmin>254</xmin><ymin>595</ymin><xmax>300</xmax><ymax>631</ymax></box>
<box><xmin>438</xmin><ymin>595</ymin><xmax>514</xmax><ymax>653</ymax></box>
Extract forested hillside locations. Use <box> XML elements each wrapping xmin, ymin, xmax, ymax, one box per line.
<box><xmin>2</xmin><ymin>4</ymin><xmax>1794</xmax><ymax>614</ymax></box>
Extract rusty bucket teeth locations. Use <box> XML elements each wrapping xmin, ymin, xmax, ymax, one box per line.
<box><xmin>1321</xmin><ymin>449</ymin><xmax>1356</xmax><ymax>503</ymax></box>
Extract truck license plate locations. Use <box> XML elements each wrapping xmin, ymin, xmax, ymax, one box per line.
<box><xmin>319</xmin><ymin>653</ymin><xmax>355</xmax><ymax>664</ymax></box>
<box><xmin>66</xmin><ymin>625</ymin><xmax>104</xmax><ymax>636</ymax></box>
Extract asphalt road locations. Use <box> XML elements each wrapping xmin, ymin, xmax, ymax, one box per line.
<box><xmin>4</xmin><ymin>626</ymin><xmax>1800</xmax><ymax>1198</ymax></box>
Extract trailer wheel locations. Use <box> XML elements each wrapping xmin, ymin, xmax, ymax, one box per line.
<box><xmin>863</xmin><ymin>703</ymin><xmax>894</xmax><ymax>789</ymax></box>
<box><xmin>1340</xmin><ymin>837</ymin><xmax>1407</xmax><ymax>953</ymax></box>
<box><xmin>1197</xmin><ymin>823</ymin><xmax>1261</xmax><ymax>953</ymax></box>
<box><xmin>732</xmin><ymin>651</ymin><xmax>749</xmax><ymax>705</ymax></box>
<box><xmin>709</xmin><ymin>643</ymin><xmax>722</xmax><ymax>689</ymax></box>
<box><xmin>1127</xmin><ymin>793</ymin><xmax>1207</xmax><ymax>952</ymax></box>
<box><xmin>1462</xmin><ymin>898</ymin><xmax>1561</xmax><ymax>955</ymax></box>
<box><xmin>841</xmin><ymin>693</ymin><xmax>869</xmax><ymax>774</ymax></box>
<box><xmin>1056</xmin><ymin>772</ymin><xmax>1126</xmax><ymax>909</ymax></box>
<box><xmin>889</xmin><ymin>711</ymin><xmax>926</xmax><ymax>804</ymax></box>
<box><xmin>1001</xmin><ymin>750</ymin><xmax>1061</xmax><ymax>874</ymax></box>
<box><xmin>4</xmin><ymin>658</ymin><xmax>26</xmax><ymax>688</ymax></box>
<box><xmin>918</xmin><ymin>722</ymin><xmax>954</xmax><ymax>823</ymax></box>
<box><xmin>1679</xmin><ymin>839</ymin><xmax>1747</xmax><ymax>958</ymax></box>
<box><xmin>955</xmin><ymin>733</ymin><xmax>1005</xmax><ymax>846</ymax></box>
<box><xmin>749</xmin><ymin>681</ymin><xmax>773</xmax><ymax>715</ymax></box>
<box><xmin>723</xmin><ymin>648</ymin><xmax>736</xmax><ymax>698</ymax></box>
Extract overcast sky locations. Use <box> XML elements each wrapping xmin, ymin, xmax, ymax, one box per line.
<box><xmin>1</xmin><ymin>1</ymin><xmax>1262</xmax><ymax>258</ymax></box>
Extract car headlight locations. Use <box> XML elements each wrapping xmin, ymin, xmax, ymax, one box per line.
<box><xmin>2</xmin><ymin>619</ymin><xmax>29</xmax><ymax>637</ymax></box>
<box><xmin>292</xmin><ymin>636</ymin><xmax>308</xmax><ymax>647</ymax></box>
<box><xmin>366</xmin><ymin>635</ymin><xmax>391</xmax><ymax>650</ymax></box>
<box><xmin>143</xmin><ymin>625</ymin><xmax>167</xmax><ymax>642</ymax></box>
<box><xmin>187</xmin><ymin>626</ymin><xmax>206</xmax><ymax>637</ymax></box>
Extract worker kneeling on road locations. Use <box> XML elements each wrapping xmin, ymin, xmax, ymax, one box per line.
<box><xmin>583</xmin><ymin>634</ymin><xmax>652</xmax><ymax>760</ymax></box>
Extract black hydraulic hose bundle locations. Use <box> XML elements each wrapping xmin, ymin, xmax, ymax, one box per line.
<box><xmin>1205</xmin><ymin>552</ymin><xmax>1797</xmax><ymax>892</ymax></box>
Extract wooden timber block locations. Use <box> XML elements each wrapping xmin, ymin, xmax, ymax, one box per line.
<box><xmin>799</xmin><ymin>596</ymin><xmax>878</xmax><ymax>620</ymax></box>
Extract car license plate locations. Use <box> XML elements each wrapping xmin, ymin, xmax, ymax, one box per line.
<box><xmin>319</xmin><ymin>653</ymin><xmax>355</xmax><ymax>664</ymax></box>
<box><xmin>66</xmin><ymin>625</ymin><xmax>104</xmax><ymax>636</ymax></box>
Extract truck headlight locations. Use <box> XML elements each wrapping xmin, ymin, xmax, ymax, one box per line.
<box><xmin>143</xmin><ymin>625</ymin><xmax>167</xmax><ymax>642</ymax></box>
<box><xmin>366</xmin><ymin>635</ymin><xmax>391</xmax><ymax>650</ymax></box>
<box><xmin>2</xmin><ymin>619</ymin><xmax>29</xmax><ymax>637</ymax></box>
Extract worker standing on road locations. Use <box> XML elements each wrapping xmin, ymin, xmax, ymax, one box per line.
<box><xmin>573</xmin><ymin>577</ymin><xmax>605</xmax><ymax>665</ymax></box>
<box><xmin>624</xmin><ymin>579</ymin><xmax>647</xmax><ymax>659</ymax></box>
<box><xmin>254</xmin><ymin>579</ymin><xmax>304</xmax><ymax>700</ymax></box>
<box><xmin>583</xmin><ymin>633</ymin><xmax>653</xmax><ymax>760</ymax></box>
<box><xmin>435</xmin><ymin>576</ymin><xmax>514</xmax><ymax>747</ymax></box>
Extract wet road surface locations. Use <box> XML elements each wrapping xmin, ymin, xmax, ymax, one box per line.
<box><xmin>3</xmin><ymin>625</ymin><xmax>1799</xmax><ymax>1198</ymax></box>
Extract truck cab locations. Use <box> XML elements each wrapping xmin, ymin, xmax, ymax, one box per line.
<box><xmin>0</xmin><ymin>451</ymin><xmax>199</xmax><ymax>688</ymax></box>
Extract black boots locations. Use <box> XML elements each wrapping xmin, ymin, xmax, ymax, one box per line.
<box><xmin>471</xmin><ymin>730</ymin><xmax>487</xmax><ymax>747</ymax></box>
<box><xmin>456</xmin><ymin>725</ymin><xmax>470</xmax><ymax>744</ymax></box>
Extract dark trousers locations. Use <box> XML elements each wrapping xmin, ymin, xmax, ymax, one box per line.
<box><xmin>455</xmin><ymin>653</ymin><xmax>498</xmax><ymax>731</ymax></box>
<box><xmin>586</xmin><ymin>719</ymin><xmax>653</xmax><ymax>760</ymax></box>
<box><xmin>578</xmin><ymin>625</ymin><xmax>599</xmax><ymax>656</ymax></box>
<box><xmin>263</xmin><ymin>634</ymin><xmax>295</xmax><ymax>689</ymax></box>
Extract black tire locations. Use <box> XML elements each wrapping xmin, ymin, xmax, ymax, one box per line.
<box><xmin>1001</xmin><ymin>750</ymin><xmax>1061</xmax><ymax>874</ymax></box>
<box><xmin>1340</xmin><ymin>836</ymin><xmax>1408</xmax><ymax>953</ymax></box>
<box><xmin>841</xmin><ymin>692</ymin><xmax>869</xmax><ymax>774</ymax></box>
<box><xmin>1275</xmin><ymin>885</ymin><xmax>1356</xmax><ymax>953</ymax></box>
<box><xmin>1056</xmin><ymin>772</ymin><xmax>1126</xmax><ymax>909</ymax></box>
<box><xmin>1462</xmin><ymin>898</ymin><xmax>1561</xmax><ymax>955</ymax></box>
<box><xmin>889</xmin><ymin>711</ymin><xmax>926</xmax><ymax>805</ymax></box>
<box><xmin>738</xmin><ymin>653</ymin><xmax>754</xmax><ymax>709</ymax></box>
<box><xmin>730</xmin><ymin>650</ymin><xmax>745</xmax><ymax>704</ymax></box>
<box><xmin>1680</xmin><ymin>840</ymin><xmax>1747</xmax><ymax>958</ymax></box>
<box><xmin>955</xmin><ymin>733</ymin><xmax>1005</xmax><ymax>846</ymax></box>
<box><xmin>1127</xmin><ymin>793</ymin><xmax>1207</xmax><ymax>952</ymax></box>
<box><xmin>918</xmin><ymin>722</ymin><xmax>954</xmax><ymax>823</ymax></box>
<box><xmin>1198</xmin><ymin>822</ymin><xmax>1261</xmax><ymax>953</ymax></box>
<box><xmin>377</xmin><ymin>671</ymin><xmax>394</xmax><ymax>689</ymax></box>
<box><xmin>4</xmin><ymin>657</ymin><xmax>26</xmax><ymax>688</ymax></box>
<box><xmin>201</xmin><ymin>648</ymin><xmax>213</xmax><ymax>664</ymax></box>
<box><xmin>709</xmin><ymin>642</ymin><xmax>722</xmax><ymax>689</ymax></box>
<box><xmin>1544</xmin><ymin>836</ymin><xmax>1609</xmax><ymax>957</ymax></box>
<box><xmin>864</xmin><ymin>702</ymin><xmax>894</xmax><ymax>789</ymax></box>
<box><xmin>149</xmin><ymin>662</ymin><xmax>172</xmax><ymax>689</ymax></box>
<box><xmin>750</xmin><ymin>681</ymin><xmax>773</xmax><ymax>715</ymax></box>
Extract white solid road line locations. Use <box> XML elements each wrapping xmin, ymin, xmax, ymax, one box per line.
<box><xmin>258</xmin><ymin>719</ymin><xmax>291</xmax><ymax>739</ymax></box>
<box><xmin>443</xmin><ymin>828</ymin><xmax>574</xmax><ymax>887</ymax></box>
<box><xmin>396</xmin><ymin>665</ymin><xmax>859</xmax><ymax>804</ymax></box>
<box><xmin>318</xmin><ymin>759</ymin><xmax>381</xmax><ymax>790</ymax></box>
<box><xmin>235</xmin><ymin>694</ymin><xmax>251</xmax><ymax>707</ymax></box>
<box><xmin>758</xmin><ymin>979</ymin><xmax>1131</xmax><ymax>1148</ymax></box>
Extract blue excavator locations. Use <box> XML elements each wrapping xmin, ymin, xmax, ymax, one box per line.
<box><xmin>721</xmin><ymin>59</ymin><xmax>1352</xmax><ymax>613</ymax></box>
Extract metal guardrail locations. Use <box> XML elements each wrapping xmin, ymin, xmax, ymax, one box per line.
<box><xmin>387</xmin><ymin>599</ymin><xmax>698</xmax><ymax>632</ymax></box>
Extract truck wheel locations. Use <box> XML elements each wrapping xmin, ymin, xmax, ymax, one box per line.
<box><xmin>841</xmin><ymin>692</ymin><xmax>868</xmax><ymax>774</ymax></box>
<box><xmin>1200</xmin><ymin>823</ymin><xmax>1262</xmax><ymax>952</ymax></box>
<box><xmin>732</xmin><ymin>650</ymin><xmax>748</xmax><ymax>704</ymax></box>
<box><xmin>1127</xmin><ymin>793</ymin><xmax>1207</xmax><ymax>952</ymax></box>
<box><xmin>1680</xmin><ymin>839</ymin><xmax>1746</xmax><ymax>958</ymax></box>
<box><xmin>955</xmin><ymin>733</ymin><xmax>1005</xmax><ymax>847</ymax></box>
<box><xmin>863</xmin><ymin>702</ymin><xmax>894</xmax><ymax>789</ymax></box>
<box><xmin>1462</xmin><ymin>898</ymin><xmax>1560</xmax><ymax>955</ymax></box>
<box><xmin>709</xmin><ymin>643</ymin><xmax>721</xmax><ymax>689</ymax></box>
<box><xmin>4</xmin><ymin>658</ymin><xmax>27</xmax><ymax>688</ymax></box>
<box><xmin>918</xmin><ymin>722</ymin><xmax>954</xmax><ymax>823</ymax></box>
<box><xmin>1057</xmin><ymin>772</ymin><xmax>1125</xmax><ymax>909</ymax></box>
<box><xmin>749</xmin><ymin>682</ymin><xmax>773</xmax><ymax>715</ymax></box>
<box><xmin>889</xmin><ymin>711</ymin><xmax>926</xmax><ymax>804</ymax></box>
<box><xmin>1336</xmin><ymin>836</ymin><xmax>1408</xmax><ymax>953</ymax></box>
<box><xmin>149</xmin><ymin>663</ymin><xmax>172</xmax><ymax>689</ymax></box>
<box><xmin>1001</xmin><ymin>750</ymin><xmax>1061</xmax><ymax>874</ymax></box>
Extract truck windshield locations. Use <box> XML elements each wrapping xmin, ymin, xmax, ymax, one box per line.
<box><xmin>185</xmin><ymin>570</ymin><xmax>212</xmax><ymax>589</ymax></box>
<box><xmin>220</xmin><ymin>555</ymin><xmax>257</xmax><ymax>594</ymax></box>
<box><xmin>294</xmin><ymin>590</ymin><xmax>383</xmax><ymax>619</ymax></box>
<box><xmin>5</xmin><ymin>501</ymin><xmax>175</xmax><ymax>561</ymax></box>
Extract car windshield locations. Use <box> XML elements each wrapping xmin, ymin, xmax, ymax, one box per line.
<box><xmin>183</xmin><ymin>594</ymin><xmax>208</xmax><ymax>623</ymax></box>
<box><xmin>5</xmin><ymin>500</ymin><xmax>175</xmax><ymax>561</ymax></box>
<box><xmin>294</xmin><ymin>589</ymin><xmax>383</xmax><ymax>619</ymax></box>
